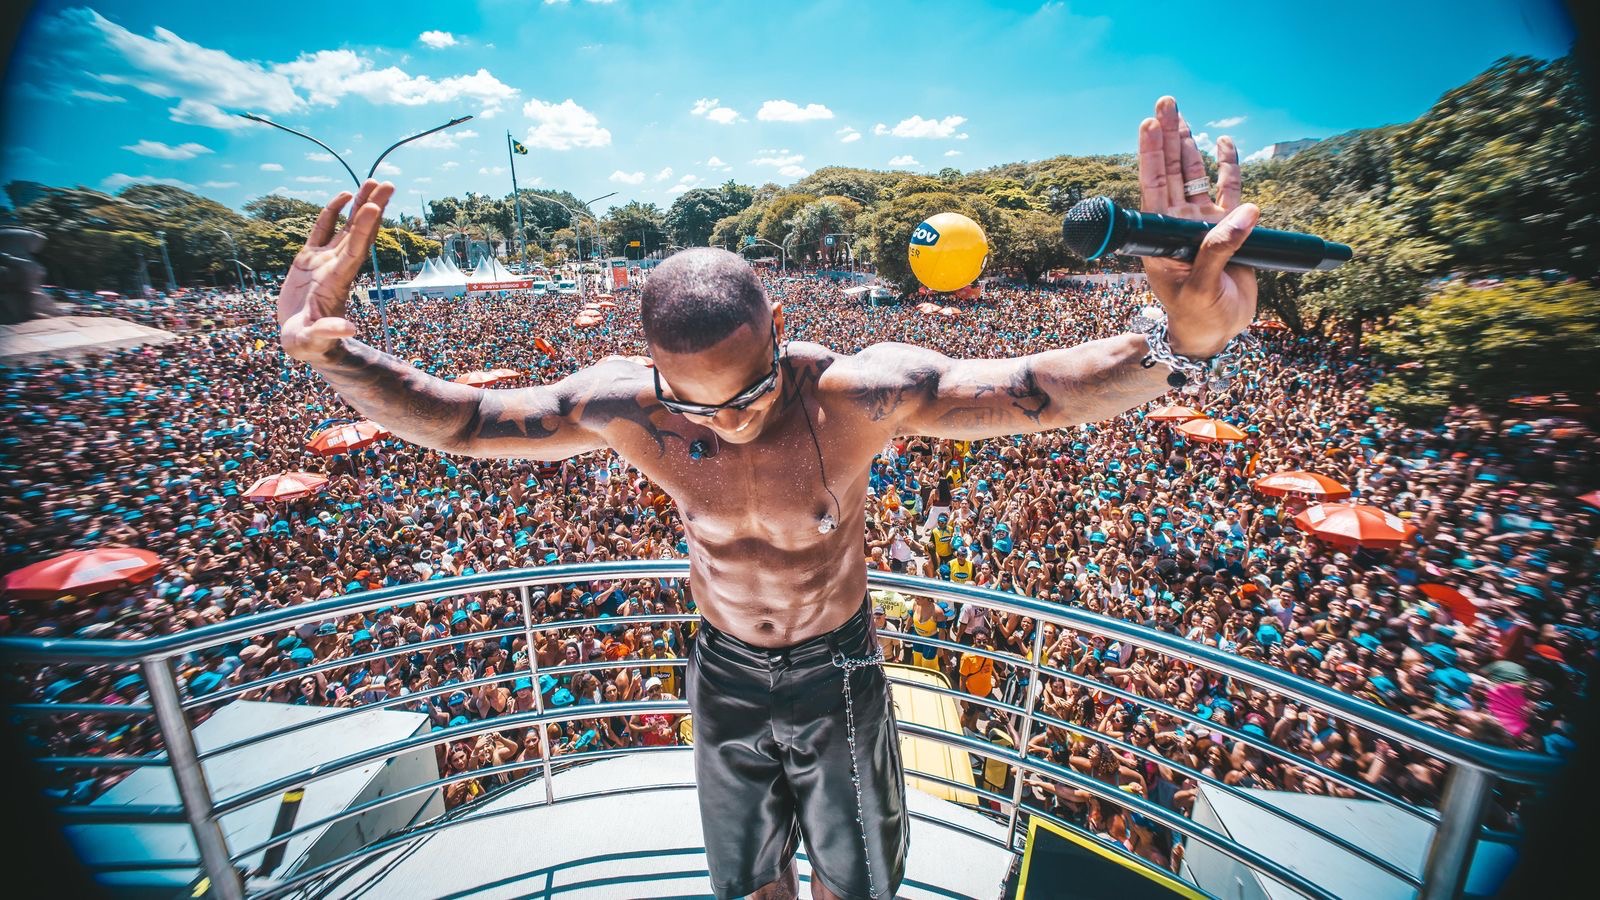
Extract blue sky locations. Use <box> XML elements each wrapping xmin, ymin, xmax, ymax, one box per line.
<box><xmin>0</xmin><ymin>1</ymin><xmax>1575</xmax><ymax>217</ymax></box>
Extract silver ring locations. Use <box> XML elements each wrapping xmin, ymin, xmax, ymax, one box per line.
<box><xmin>1183</xmin><ymin>177</ymin><xmax>1211</xmax><ymax>197</ymax></box>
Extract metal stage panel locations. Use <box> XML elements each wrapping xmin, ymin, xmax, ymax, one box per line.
<box><xmin>315</xmin><ymin>750</ymin><xmax>1016</xmax><ymax>899</ymax></box>
<box><xmin>69</xmin><ymin>701</ymin><xmax>440</xmax><ymax>897</ymax></box>
<box><xmin>1183</xmin><ymin>784</ymin><xmax>1516</xmax><ymax>900</ymax></box>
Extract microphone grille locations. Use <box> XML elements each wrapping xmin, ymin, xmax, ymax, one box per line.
<box><xmin>1061</xmin><ymin>197</ymin><xmax>1116</xmax><ymax>259</ymax></box>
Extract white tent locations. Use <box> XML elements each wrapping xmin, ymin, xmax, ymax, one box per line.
<box><xmin>471</xmin><ymin>254</ymin><xmax>519</xmax><ymax>283</ymax></box>
<box><xmin>394</xmin><ymin>256</ymin><xmax>467</xmax><ymax>299</ymax></box>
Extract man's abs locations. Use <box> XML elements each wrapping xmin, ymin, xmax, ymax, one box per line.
<box><xmin>685</xmin><ymin>533</ymin><xmax>869</xmax><ymax>648</ymax></box>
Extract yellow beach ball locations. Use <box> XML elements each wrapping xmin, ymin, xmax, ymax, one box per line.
<box><xmin>907</xmin><ymin>212</ymin><xmax>988</xmax><ymax>293</ymax></box>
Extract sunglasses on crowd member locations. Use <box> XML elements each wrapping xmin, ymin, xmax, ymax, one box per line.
<box><xmin>653</xmin><ymin>321</ymin><xmax>781</xmax><ymax>417</ymax></box>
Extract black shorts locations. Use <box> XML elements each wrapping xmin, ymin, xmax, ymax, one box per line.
<box><xmin>688</xmin><ymin>595</ymin><xmax>909</xmax><ymax>900</ymax></box>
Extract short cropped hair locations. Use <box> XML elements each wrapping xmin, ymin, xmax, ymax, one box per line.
<box><xmin>640</xmin><ymin>248</ymin><xmax>769</xmax><ymax>354</ymax></box>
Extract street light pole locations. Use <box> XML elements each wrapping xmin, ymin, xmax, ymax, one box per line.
<box><xmin>238</xmin><ymin>112</ymin><xmax>473</xmax><ymax>353</ymax></box>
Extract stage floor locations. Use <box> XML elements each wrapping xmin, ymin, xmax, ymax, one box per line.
<box><xmin>305</xmin><ymin>749</ymin><xmax>1016</xmax><ymax>899</ymax></box>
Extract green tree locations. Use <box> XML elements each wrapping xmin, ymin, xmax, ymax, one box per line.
<box><xmin>1369</xmin><ymin>278</ymin><xmax>1600</xmax><ymax>418</ymax></box>
<box><xmin>757</xmin><ymin>193</ymin><xmax>813</xmax><ymax>246</ymax></box>
<box><xmin>244</xmin><ymin>194</ymin><xmax>323</xmax><ymax>223</ymax></box>
<box><xmin>992</xmin><ymin>209</ymin><xmax>1073</xmax><ymax>284</ymax></box>
<box><xmin>858</xmin><ymin>191</ymin><xmax>1006</xmax><ymax>293</ymax></box>
<box><xmin>1296</xmin><ymin>198</ymin><xmax>1448</xmax><ymax>346</ymax></box>
<box><xmin>664</xmin><ymin>181</ymin><xmax>754</xmax><ymax>248</ymax></box>
<box><xmin>600</xmin><ymin>201</ymin><xmax>667</xmax><ymax>260</ymax></box>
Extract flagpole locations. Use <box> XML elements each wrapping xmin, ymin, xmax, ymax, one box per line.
<box><xmin>507</xmin><ymin>131</ymin><xmax>527</xmax><ymax>268</ymax></box>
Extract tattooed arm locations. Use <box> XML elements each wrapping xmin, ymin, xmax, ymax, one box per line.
<box><xmin>841</xmin><ymin>336</ymin><xmax>1174</xmax><ymax>441</ymax></box>
<box><xmin>306</xmin><ymin>339</ymin><xmax>629</xmax><ymax>459</ymax></box>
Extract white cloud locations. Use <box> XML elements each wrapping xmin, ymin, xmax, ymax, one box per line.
<box><xmin>1206</xmin><ymin>115</ymin><xmax>1246</xmax><ymax>129</ymax></box>
<box><xmin>678</xmin><ymin>174</ymin><xmax>701</xmax><ymax>186</ymax></box>
<box><xmin>65</xmin><ymin>9</ymin><xmax>302</xmax><ymax>115</ymax></box>
<box><xmin>757</xmin><ymin>99</ymin><xmax>833</xmax><ymax>122</ymax></box>
<box><xmin>169</xmin><ymin>98</ymin><xmax>256</xmax><ymax>130</ymax></box>
<box><xmin>306</xmin><ymin>151</ymin><xmax>335</xmax><ymax>162</ymax></box>
<box><xmin>69</xmin><ymin>89</ymin><xmax>125</xmax><ymax>103</ymax></box>
<box><xmin>414</xmin><ymin>176</ymin><xmax>432</xmax><ymax>183</ymax></box>
<box><xmin>888</xmin><ymin>155</ymin><xmax>920</xmax><ymax>167</ymax></box>
<box><xmin>479</xmin><ymin>166</ymin><xmax>506</xmax><ymax>175</ymax></box>
<box><xmin>691</xmin><ymin>98</ymin><xmax>740</xmax><ymax>125</ymax></box>
<box><xmin>265</xmin><ymin>184</ymin><xmax>330</xmax><ymax>200</ymax></box>
<box><xmin>1241</xmin><ymin>145</ymin><xmax>1273</xmax><ymax>164</ymax></box>
<box><xmin>276</xmin><ymin>50</ymin><xmax>518</xmax><ymax>117</ymax></box>
<box><xmin>413</xmin><ymin>128</ymin><xmax>478</xmax><ymax>150</ymax></box>
<box><xmin>655</xmin><ymin>167</ymin><xmax>674</xmax><ymax>181</ymax></box>
<box><xmin>837</xmin><ymin>127</ymin><xmax>860</xmax><ymax>144</ymax></box>
<box><xmin>879</xmin><ymin>115</ymin><xmax>967</xmax><ymax>139</ymax></box>
<box><xmin>123</xmin><ymin>139</ymin><xmax>212</xmax><ymax>160</ymax></box>
<box><xmin>1191</xmin><ymin>131</ymin><xmax>1217</xmax><ymax>155</ymax></box>
<box><xmin>102</xmin><ymin>173</ymin><xmax>195</xmax><ymax>191</ymax></box>
<box><xmin>704</xmin><ymin>156</ymin><xmax>730</xmax><ymax>172</ymax></box>
<box><xmin>944</xmin><ymin>149</ymin><xmax>962</xmax><ymax>157</ymax></box>
<box><xmin>259</xmin><ymin>162</ymin><xmax>284</xmax><ymax>171</ymax></box>
<box><xmin>375</xmin><ymin>162</ymin><xmax>401</xmax><ymax>176</ymax></box>
<box><xmin>295</xmin><ymin>175</ymin><xmax>334</xmax><ymax>183</ymax></box>
<box><xmin>610</xmin><ymin>170</ymin><xmax>646</xmax><ymax>185</ymax></box>
<box><xmin>666</xmin><ymin>183</ymin><xmax>694</xmax><ymax>195</ymax></box>
<box><xmin>521</xmin><ymin>98</ymin><xmax>611</xmax><ymax>150</ymax></box>
<box><xmin>201</xmin><ymin>180</ymin><xmax>238</xmax><ymax>189</ymax></box>
<box><xmin>751</xmin><ymin>151</ymin><xmax>804</xmax><ymax>167</ymax></box>
<box><xmin>441</xmin><ymin>160</ymin><xmax>459</xmax><ymax>170</ymax></box>
<box><xmin>419</xmin><ymin>30</ymin><xmax>457</xmax><ymax>49</ymax></box>
<box><xmin>777</xmin><ymin>164</ymin><xmax>809</xmax><ymax>178</ymax></box>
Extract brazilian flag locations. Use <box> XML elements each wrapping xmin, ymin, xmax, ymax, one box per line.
<box><xmin>511</xmin><ymin>139</ymin><xmax>529</xmax><ymax>155</ymax></box>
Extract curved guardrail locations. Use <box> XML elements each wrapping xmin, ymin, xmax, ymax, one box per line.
<box><xmin>0</xmin><ymin>562</ymin><xmax>1562</xmax><ymax>900</ymax></box>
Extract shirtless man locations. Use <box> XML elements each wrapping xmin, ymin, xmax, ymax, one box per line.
<box><xmin>277</xmin><ymin>97</ymin><xmax>1257</xmax><ymax>899</ymax></box>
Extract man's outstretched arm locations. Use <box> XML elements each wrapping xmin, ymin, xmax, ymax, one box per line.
<box><xmin>854</xmin><ymin>95</ymin><xmax>1261</xmax><ymax>441</ymax></box>
<box><xmin>278</xmin><ymin>180</ymin><xmax>611</xmax><ymax>460</ymax></box>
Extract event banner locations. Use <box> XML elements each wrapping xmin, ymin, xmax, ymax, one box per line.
<box><xmin>611</xmin><ymin>266</ymin><xmax>629</xmax><ymax>289</ymax></box>
<box><xmin>466</xmin><ymin>280</ymin><xmax>535</xmax><ymax>292</ymax></box>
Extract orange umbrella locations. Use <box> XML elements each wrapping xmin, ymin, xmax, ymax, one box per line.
<box><xmin>1253</xmin><ymin>470</ymin><xmax>1352</xmax><ymax>500</ymax></box>
<box><xmin>3</xmin><ymin>547</ymin><xmax>162</xmax><ymax>600</ymax></box>
<box><xmin>1292</xmin><ymin>502</ymin><xmax>1413</xmax><ymax>550</ymax></box>
<box><xmin>486</xmin><ymin>368</ymin><xmax>522</xmax><ymax>381</ymax></box>
<box><xmin>1419</xmin><ymin>583</ymin><xmax>1478</xmax><ymax>627</ymax></box>
<box><xmin>938</xmin><ymin>306</ymin><xmax>960</xmax><ymax>317</ymax></box>
<box><xmin>453</xmin><ymin>370</ymin><xmax>503</xmax><ymax>387</ymax></box>
<box><xmin>534</xmin><ymin>337</ymin><xmax>558</xmax><ymax>356</ymax></box>
<box><xmin>1148</xmin><ymin>404</ymin><xmax>1205</xmax><ymax>422</ymax></box>
<box><xmin>245</xmin><ymin>472</ymin><xmax>330</xmax><ymax>502</ymax></box>
<box><xmin>1580</xmin><ymin>490</ymin><xmax>1600</xmax><ymax>510</ymax></box>
<box><xmin>916</xmin><ymin>301</ymin><xmax>940</xmax><ymax>314</ymax></box>
<box><xmin>1250</xmin><ymin>320</ymin><xmax>1290</xmax><ymax>332</ymax></box>
<box><xmin>1177</xmin><ymin>418</ymin><xmax>1247</xmax><ymax>443</ymax></box>
<box><xmin>597</xmin><ymin>299</ymin><xmax>617</xmax><ymax>309</ymax></box>
<box><xmin>306</xmin><ymin>420</ymin><xmax>391</xmax><ymax>456</ymax></box>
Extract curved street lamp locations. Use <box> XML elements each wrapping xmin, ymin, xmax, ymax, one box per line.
<box><xmin>237</xmin><ymin>112</ymin><xmax>474</xmax><ymax>352</ymax></box>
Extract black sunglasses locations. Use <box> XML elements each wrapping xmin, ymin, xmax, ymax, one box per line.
<box><xmin>653</xmin><ymin>322</ymin><xmax>781</xmax><ymax>417</ymax></box>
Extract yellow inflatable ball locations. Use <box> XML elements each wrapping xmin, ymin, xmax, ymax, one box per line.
<box><xmin>907</xmin><ymin>212</ymin><xmax>988</xmax><ymax>293</ymax></box>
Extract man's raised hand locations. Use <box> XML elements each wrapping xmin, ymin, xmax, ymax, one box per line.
<box><xmin>277</xmin><ymin>180</ymin><xmax>395</xmax><ymax>362</ymax></box>
<box><xmin>1136</xmin><ymin>97</ymin><xmax>1257</xmax><ymax>357</ymax></box>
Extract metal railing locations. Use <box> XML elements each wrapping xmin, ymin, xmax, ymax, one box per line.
<box><xmin>1</xmin><ymin>562</ymin><xmax>1563</xmax><ymax>900</ymax></box>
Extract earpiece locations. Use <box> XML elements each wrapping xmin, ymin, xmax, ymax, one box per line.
<box><xmin>689</xmin><ymin>440</ymin><xmax>707</xmax><ymax>461</ymax></box>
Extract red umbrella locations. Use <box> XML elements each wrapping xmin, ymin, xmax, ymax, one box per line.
<box><xmin>307</xmin><ymin>420</ymin><xmax>391</xmax><ymax>456</ymax></box>
<box><xmin>1292</xmin><ymin>502</ymin><xmax>1414</xmax><ymax>550</ymax></box>
<box><xmin>453</xmin><ymin>371</ymin><xmax>503</xmax><ymax>387</ymax></box>
<box><xmin>245</xmin><ymin>472</ymin><xmax>330</xmax><ymax>502</ymax></box>
<box><xmin>1177</xmin><ymin>418</ymin><xmax>1247</xmax><ymax>443</ymax></box>
<box><xmin>597</xmin><ymin>299</ymin><xmax>618</xmax><ymax>309</ymax></box>
<box><xmin>485</xmin><ymin>368</ymin><xmax>522</xmax><ymax>382</ymax></box>
<box><xmin>1418</xmin><ymin>582</ymin><xmax>1478</xmax><ymax>627</ymax></box>
<box><xmin>1253</xmin><ymin>470</ymin><xmax>1353</xmax><ymax>500</ymax></box>
<box><xmin>4</xmin><ymin>547</ymin><xmax>162</xmax><ymax>600</ymax></box>
<box><xmin>1580</xmin><ymin>490</ymin><xmax>1600</xmax><ymax>510</ymax></box>
<box><xmin>938</xmin><ymin>306</ymin><xmax>960</xmax><ymax>317</ymax></box>
<box><xmin>534</xmin><ymin>337</ymin><xmax>558</xmax><ymax>356</ymax></box>
<box><xmin>1250</xmin><ymin>320</ymin><xmax>1290</xmax><ymax>332</ymax></box>
<box><xmin>916</xmin><ymin>302</ymin><xmax>941</xmax><ymax>314</ymax></box>
<box><xmin>1148</xmin><ymin>404</ymin><xmax>1205</xmax><ymax>422</ymax></box>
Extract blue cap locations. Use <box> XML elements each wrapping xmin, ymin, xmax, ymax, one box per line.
<box><xmin>448</xmin><ymin>691</ymin><xmax>468</xmax><ymax>705</ymax></box>
<box><xmin>448</xmin><ymin>715</ymin><xmax>470</xmax><ymax>727</ymax></box>
<box><xmin>190</xmin><ymin>672</ymin><xmax>224</xmax><ymax>695</ymax></box>
<box><xmin>539</xmin><ymin>674</ymin><xmax>557</xmax><ymax>694</ymax></box>
<box><xmin>551</xmin><ymin>688</ymin><xmax>575</xmax><ymax>707</ymax></box>
<box><xmin>113</xmin><ymin>674</ymin><xmax>144</xmax><ymax>692</ymax></box>
<box><xmin>290</xmin><ymin>647</ymin><xmax>314</xmax><ymax>663</ymax></box>
<box><xmin>353</xmin><ymin>629</ymin><xmax>373</xmax><ymax>644</ymax></box>
<box><xmin>514</xmin><ymin>677</ymin><xmax>533</xmax><ymax>692</ymax></box>
<box><xmin>451</xmin><ymin>610</ymin><xmax>469</xmax><ymax>625</ymax></box>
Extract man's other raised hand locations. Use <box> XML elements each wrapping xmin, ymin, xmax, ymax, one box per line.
<box><xmin>277</xmin><ymin>180</ymin><xmax>395</xmax><ymax>362</ymax></box>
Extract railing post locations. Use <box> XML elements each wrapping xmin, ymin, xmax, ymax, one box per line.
<box><xmin>143</xmin><ymin>658</ymin><xmax>245</xmax><ymax>900</ymax></box>
<box><xmin>519</xmin><ymin>584</ymin><xmax>557</xmax><ymax>805</ymax></box>
<box><xmin>1419</xmin><ymin>764</ymin><xmax>1494</xmax><ymax>900</ymax></box>
<box><xmin>1005</xmin><ymin>621</ymin><xmax>1047</xmax><ymax>850</ymax></box>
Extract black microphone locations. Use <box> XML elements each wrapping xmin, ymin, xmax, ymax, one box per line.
<box><xmin>1061</xmin><ymin>196</ymin><xmax>1352</xmax><ymax>273</ymax></box>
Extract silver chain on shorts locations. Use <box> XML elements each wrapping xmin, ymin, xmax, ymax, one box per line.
<box><xmin>832</xmin><ymin>645</ymin><xmax>886</xmax><ymax>899</ymax></box>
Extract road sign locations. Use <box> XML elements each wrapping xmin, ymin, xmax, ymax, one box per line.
<box><xmin>628</xmin><ymin>240</ymin><xmax>641</xmax><ymax>247</ymax></box>
<box><xmin>825</xmin><ymin>235</ymin><xmax>835</xmax><ymax>247</ymax></box>
<box><xmin>742</xmin><ymin>235</ymin><xmax>756</xmax><ymax>247</ymax></box>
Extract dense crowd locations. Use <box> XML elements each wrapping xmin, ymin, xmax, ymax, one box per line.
<box><xmin>2</xmin><ymin>274</ymin><xmax>1594</xmax><ymax>863</ymax></box>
